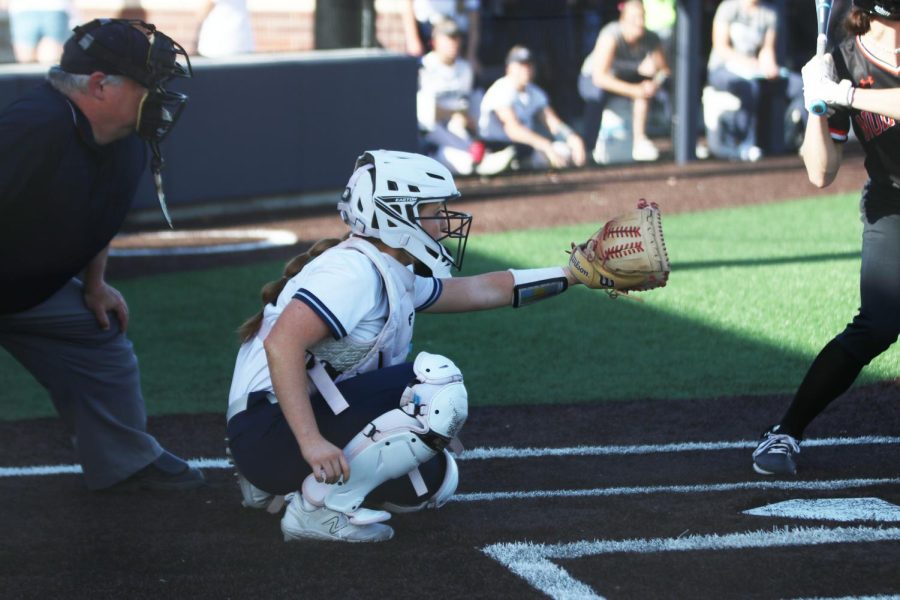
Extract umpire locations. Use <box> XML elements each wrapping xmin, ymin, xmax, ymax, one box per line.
<box><xmin>0</xmin><ymin>19</ymin><xmax>204</xmax><ymax>491</ymax></box>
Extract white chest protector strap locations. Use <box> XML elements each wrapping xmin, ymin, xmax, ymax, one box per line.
<box><xmin>306</xmin><ymin>354</ymin><xmax>350</xmax><ymax>415</ymax></box>
<box><xmin>301</xmin><ymin>352</ymin><xmax>468</xmax><ymax>525</ymax></box>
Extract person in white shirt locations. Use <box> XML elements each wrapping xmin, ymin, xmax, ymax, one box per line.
<box><xmin>417</xmin><ymin>18</ymin><xmax>480</xmax><ymax>175</ymax></box>
<box><xmin>195</xmin><ymin>0</ymin><xmax>255</xmax><ymax>58</ymax></box>
<box><xmin>479</xmin><ymin>45</ymin><xmax>586</xmax><ymax>172</ymax></box>
<box><xmin>226</xmin><ymin>150</ymin><xmax>587</xmax><ymax>543</ymax></box>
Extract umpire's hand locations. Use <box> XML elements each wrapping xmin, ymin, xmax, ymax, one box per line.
<box><xmin>83</xmin><ymin>282</ymin><xmax>130</xmax><ymax>332</ymax></box>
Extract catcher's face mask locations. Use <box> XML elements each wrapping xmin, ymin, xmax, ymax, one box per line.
<box><xmin>414</xmin><ymin>199</ymin><xmax>472</xmax><ymax>272</ymax></box>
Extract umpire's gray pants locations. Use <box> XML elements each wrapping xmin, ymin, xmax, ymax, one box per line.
<box><xmin>0</xmin><ymin>278</ymin><xmax>165</xmax><ymax>489</ymax></box>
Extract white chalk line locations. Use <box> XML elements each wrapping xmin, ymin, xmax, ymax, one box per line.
<box><xmin>743</xmin><ymin>498</ymin><xmax>900</xmax><ymax>522</ymax></box>
<box><xmin>794</xmin><ymin>596</ymin><xmax>900</xmax><ymax>600</ymax></box>
<box><xmin>0</xmin><ymin>457</ymin><xmax>229</xmax><ymax>478</ymax></box>
<box><xmin>460</xmin><ymin>435</ymin><xmax>900</xmax><ymax>460</ymax></box>
<box><xmin>109</xmin><ymin>228</ymin><xmax>298</xmax><ymax>256</ymax></box>
<box><xmin>452</xmin><ymin>478</ymin><xmax>900</xmax><ymax>503</ymax></box>
<box><xmin>481</xmin><ymin>526</ymin><xmax>900</xmax><ymax>600</ymax></box>
<box><xmin>2</xmin><ymin>435</ymin><xmax>898</xmax><ymax>479</ymax></box>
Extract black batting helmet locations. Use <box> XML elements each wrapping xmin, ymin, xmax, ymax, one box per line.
<box><xmin>853</xmin><ymin>0</ymin><xmax>900</xmax><ymax>19</ymax></box>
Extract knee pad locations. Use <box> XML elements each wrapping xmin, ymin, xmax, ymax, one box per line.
<box><xmin>302</xmin><ymin>352</ymin><xmax>468</xmax><ymax>524</ymax></box>
<box><xmin>397</xmin><ymin>351</ymin><xmax>469</xmax><ymax>450</ymax></box>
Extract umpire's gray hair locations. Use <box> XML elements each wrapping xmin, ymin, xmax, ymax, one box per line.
<box><xmin>47</xmin><ymin>67</ymin><xmax>126</xmax><ymax>96</ymax></box>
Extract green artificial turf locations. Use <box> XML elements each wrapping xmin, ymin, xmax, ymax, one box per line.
<box><xmin>419</xmin><ymin>192</ymin><xmax>896</xmax><ymax>406</ymax></box>
<box><xmin>1</xmin><ymin>193</ymin><xmax>896</xmax><ymax>419</ymax></box>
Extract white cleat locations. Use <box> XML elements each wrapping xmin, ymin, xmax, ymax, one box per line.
<box><xmin>281</xmin><ymin>496</ymin><xmax>394</xmax><ymax>543</ymax></box>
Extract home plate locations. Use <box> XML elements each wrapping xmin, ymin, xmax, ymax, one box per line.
<box><xmin>743</xmin><ymin>498</ymin><xmax>900</xmax><ymax>522</ymax></box>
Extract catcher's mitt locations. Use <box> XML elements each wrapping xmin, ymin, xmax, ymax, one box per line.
<box><xmin>567</xmin><ymin>199</ymin><xmax>670</xmax><ymax>297</ymax></box>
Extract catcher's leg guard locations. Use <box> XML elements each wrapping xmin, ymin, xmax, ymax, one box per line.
<box><xmin>377</xmin><ymin>449</ymin><xmax>460</xmax><ymax>513</ymax></box>
<box><xmin>302</xmin><ymin>352</ymin><xmax>468</xmax><ymax>525</ymax></box>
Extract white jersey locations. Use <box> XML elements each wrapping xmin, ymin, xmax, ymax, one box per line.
<box><xmin>419</xmin><ymin>52</ymin><xmax>474</xmax><ymax>114</ymax></box>
<box><xmin>227</xmin><ymin>237</ymin><xmax>443</xmax><ymax>412</ymax></box>
<box><xmin>478</xmin><ymin>75</ymin><xmax>549</xmax><ymax>142</ymax></box>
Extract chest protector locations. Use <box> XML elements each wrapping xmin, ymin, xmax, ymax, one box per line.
<box><xmin>305</xmin><ymin>238</ymin><xmax>418</xmax><ymax>414</ymax></box>
<box><xmin>311</xmin><ymin>237</ymin><xmax>416</xmax><ymax>378</ymax></box>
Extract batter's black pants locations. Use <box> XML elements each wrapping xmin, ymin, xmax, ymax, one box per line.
<box><xmin>780</xmin><ymin>182</ymin><xmax>900</xmax><ymax>438</ymax></box>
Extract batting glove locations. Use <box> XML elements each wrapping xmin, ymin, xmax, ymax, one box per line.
<box><xmin>804</xmin><ymin>76</ymin><xmax>854</xmax><ymax>112</ymax></box>
<box><xmin>801</xmin><ymin>54</ymin><xmax>838</xmax><ymax>85</ymax></box>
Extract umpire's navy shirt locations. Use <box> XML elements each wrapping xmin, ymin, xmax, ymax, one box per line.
<box><xmin>0</xmin><ymin>81</ymin><xmax>146</xmax><ymax>314</ymax></box>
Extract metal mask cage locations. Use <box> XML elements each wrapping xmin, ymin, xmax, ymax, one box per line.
<box><xmin>414</xmin><ymin>202</ymin><xmax>472</xmax><ymax>271</ymax></box>
<box><xmin>146</xmin><ymin>28</ymin><xmax>192</xmax><ymax>82</ymax></box>
<box><xmin>136</xmin><ymin>88</ymin><xmax>189</xmax><ymax>144</ymax></box>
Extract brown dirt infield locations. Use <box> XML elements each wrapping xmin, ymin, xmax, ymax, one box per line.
<box><xmin>3</xmin><ymin>150</ymin><xmax>899</xmax><ymax>599</ymax></box>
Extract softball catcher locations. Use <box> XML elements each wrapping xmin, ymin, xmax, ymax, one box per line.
<box><xmin>226</xmin><ymin>150</ymin><xmax>670</xmax><ymax>542</ymax></box>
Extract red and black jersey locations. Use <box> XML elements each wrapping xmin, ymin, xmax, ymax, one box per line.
<box><xmin>828</xmin><ymin>34</ymin><xmax>900</xmax><ymax>189</ymax></box>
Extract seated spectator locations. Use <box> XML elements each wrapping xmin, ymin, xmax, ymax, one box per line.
<box><xmin>705</xmin><ymin>0</ymin><xmax>803</xmax><ymax>162</ymax></box>
<box><xmin>417</xmin><ymin>18</ymin><xmax>486</xmax><ymax>175</ymax></box>
<box><xmin>402</xmin><ymin>0</ymin><xmax>482</xmax><ymax>75</ymax></box>
<box><xmin>478</xmin><ymin>45</ymin><xmax>586</xmax><ymax>173</ymax></box>
<box><xmin>578</xmin><ymin>0</ymin><xmax>670</xmax><ymax>162</ymax></box>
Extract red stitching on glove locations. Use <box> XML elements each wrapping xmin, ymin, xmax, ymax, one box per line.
<box><xmin>602</xmin><ymin>242</ymin><xmax>644</xmax><ymax>260</ymax></box>
<box><xmin>603</xmin><ymin>226</ymin><xmax>641</xmax><ymax>239</ymax></box>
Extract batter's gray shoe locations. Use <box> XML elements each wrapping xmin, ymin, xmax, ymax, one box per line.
<box><xmin>752</xmin><ymin>427</ymin><xmax>800</xmax><ymax>476</ymax></box>
<box><xmin>281</xmin><ymin>496</ymin><xmax>394</xmax><ymax>543</ymax></box>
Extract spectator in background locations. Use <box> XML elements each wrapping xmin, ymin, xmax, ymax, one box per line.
<box><xmin>196</xmin><ymin>0</ymin><xmax>255</xmax><ymax>58</ymax></box>
<box><xmin>7</xmin><ymin>0</ymin><xmax>73</xmax><ymax>64</ymax></box>
<box><xmin>706</xmin><ymin>0</ymin><xmax>802</xmax><ymax>162</ymax></box>
<box><xmin>417</xmin><ymin>18</ymin><xmax>483</xmax><ymax>175</ymax></box>
<box><xmin>478</xmin><ymin>45</ymin><xmax>586</xmax><ymax>172</ymax></box>
<box><xmin>477</xmin><ymin>0</ymin><xmax>581</xmax><ymax>122</ymax></box>
<box><xmin>578</xmin><ymin>0</ymin><xmax>670</xmax><ymax>162</ymax></box>
<box><xmin>403</xmin><ymin>0</ymin><xmax>482</xmax><ymax>75</ymax></box>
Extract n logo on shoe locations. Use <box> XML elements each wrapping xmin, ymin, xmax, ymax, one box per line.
<box><xmin>323</xmin><ymin>515</ymin><xmax>344</xmax><ymax>534</ymax></box>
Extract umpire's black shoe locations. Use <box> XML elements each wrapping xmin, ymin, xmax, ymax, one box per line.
<box><xmin>104</xmin><ymin>452</ymin><xmax>206</xmax><ymax>492</ymax></box>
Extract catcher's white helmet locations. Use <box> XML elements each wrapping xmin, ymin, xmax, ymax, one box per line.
<box><xmin>337</xmin><ymin>150</ymin><xmax>472</xmax><ymax>278</ymax></box>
